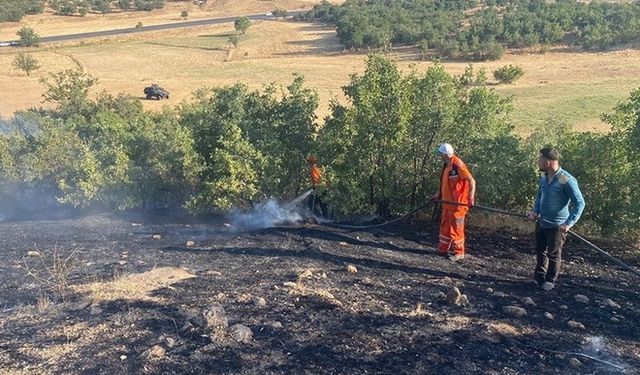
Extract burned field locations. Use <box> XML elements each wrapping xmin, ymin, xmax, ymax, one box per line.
<box><xmin>0</xmin><ymin>214</ymin><xmax>638</xmax><ymax>374</ymax></box>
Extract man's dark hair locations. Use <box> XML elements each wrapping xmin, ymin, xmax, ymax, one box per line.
<box><xmin>540</xmin><ymin>147</ymin><xmax>560</xmax><ymax>161</ymax></box>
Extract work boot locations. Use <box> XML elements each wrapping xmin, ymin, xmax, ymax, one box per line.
<box><xmin>540</xmin><ymin>281</ymin><xmax>555</xmax><ymax>291</ymax></box>
<box><xmin>448</xmin><ymin>254</ymin><xmax>465</xmax><ymax>262</ymax></box>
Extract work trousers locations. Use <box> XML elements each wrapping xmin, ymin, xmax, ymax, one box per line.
<box><xmin>438</xmin><ymin>209</ymin><xmax>467</xmax><ymax>256</ymax></box>
<box><xmin>534</xmin><ymin>223</ymin><xmax>567</xmax><ymax>284</ymax></box>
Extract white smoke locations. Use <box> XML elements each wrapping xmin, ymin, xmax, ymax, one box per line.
<box><xmin>581</xmin><ymin>336</ymin><xmax>628</xmax><ymax>373</ymax></box>
<box><xmin>229</xmin><ymin>196</ymin><xmax>308</xmax><ymax>231</ymax></box>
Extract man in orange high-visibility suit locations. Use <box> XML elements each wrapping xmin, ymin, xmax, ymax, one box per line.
<box><xmin>307</xmin><ymin>156</ymin><xmax>322</xmax><ymax>188</ymax></box>
<box><xmin>431</xmin><ymin>143</ymin><xmax>476</xmax><ymax>262</ymax></box>
<box><xmin>307</xmin><ymin>156</ymin><xmax>327</xmax><ymax>216</ymax></box>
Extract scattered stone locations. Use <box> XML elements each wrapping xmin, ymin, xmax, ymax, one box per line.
<box><xmin>253</xmin><ymin>297</ymin><xmax>267</xmax><ymax>308</ymax></box>
<box><xmin>345</xmin><ymin>265</ymin><xmax>358</xmax><ymax>274</ymax></box>
<box><xmin>459</xmin><ymin>294</ymin><xmax>470</xmax><ymax>307</ymax></box>
<box><xmin>441</xmin><ymin>276</ymin><xmax>453</xmax><ymax>284</ymax></box>
<box><xmin>493</xmin><ymin>291</ymin><xmax>508</xmax><ymax>298</ymax></box>
<box><xmin>521</xmin><ymin>297</ymin><xmax>536</xmax><ymax>306</ymax></box>
<box><xmin>165</xmin><ymin>337</ymin><xmax>176</xmax><ymax>348</ymax></box>
<box><xmin>283</xmin><ymin>281</ymin><xmax>298</xmax><ymax>288</ymax></box>
<box><xmin>205</xmin><ymin>270</ymin><xmax>222</xmax><ymax>276</ymax></box>
<box><xmin>320</xmin><ymin>272</ymin><xmax>327</xmax><ymax>279</ymax></box>
<box><xmin>543</xmin><ymin>312</ymin><xmax>554</xmax><ymax>320</ymax></box>
<box><xmin>619</xmin><ymin>282</ymin><xmax>629</xmax><ymax>288</ymax></box>
<box><xmin>201</xmin><ymin>303</ymin><xmax>228</xmax><ymax>333</ymax></box>
<box><xmin>144</xmin><ymin>345</ymin><xmax>166</xmax><ymax>359</ymax></box>
<box><xmin>503</xmin><ymin>306</ymin><xmax>527</xmax><ymax>317</ymax></box>
<box><xmin>269</xmin><ymin>321</ymin><xmax>283</xmax><ymax>330</ymax></box>
<box><xmin>435</xmin><ymin>291</ymin><xmax>446</xmax><ymax>300</ymax></box>
<box><xmin>298</xmin><ymin>269</ymin><xmax>313</xmax><ymax>279</ymax></box>
<box><xmin>120</xmin><ymin>355</ymin><xmax>127</xmax><ymax>361</ymax></box>
<box><xmin>574</xmin><ymin>294</ymin><xmax>589</xmax><ymax>304</ymax></box>
<box><xmin>186</xmin><ymin>240</ymin><xmax>196</xmax><ymax>248</ymax></box>
<box><xmin>131</xmin><ymin>223</ymin><xmax>142</xmax><ymax>227</ymax></box>
<box><xmin>223</xmin><ymin>223</ymin><xmax>231</xmax><ymax>228</ymax></box>
<box><xmin>27</xmin><ymin>251</ymin><xmax>40</xmax><ymax>257</ymax></box>
<box><xmin>339</xmin><ymin>241</ymin><xmax>348</xmax><ymax>246</ymax></box>
<box><xmin>601</xmin><ymin>298</ymin><xmax>621</xmax><ymax>309</ymax></box>
<box><xmin>152</xmin><ymin>234</ymin><xmax>162</xmax><ymax>240</ymax></box>
<box><xmin>236</xmin><ymin>294</ymin><xmax>253</xmax><ymax>303</ymax></box>
<box><xmin>485</xmin><ymin>287</ymin><xmax>494</xmax><ymax>294</ymax></box>
<box><xmin>229</xmin><ymin>324</ymin><xmax>253</xmax><ymax>344</ymax></box>
<box><xmin>118</xmin><ymin>260</ymin><xmax>128</xmax><ymax>266</ymax></box>
<box><xmin>446</xmin><ymin>287</ymin><xmax>462</xmax><ymax>305</ymax></box>
<box><xmin>567</xmin><ymin>320</ymin><xmax>585</xmax><ymax>330</ymax></box>
<box><xmin>568</xmin><ymin>357</ymin><xmax>582</xmax><ymax>368</ymax></box>
<box><xmin>559</xmin><ymin>305</ymin><xmax>568</xmax><ymax>310</ymax></box>
<box><xmin>610</xmin><ymin>317</ymin><xmax>620</xmax><ymax>323</ymax></box>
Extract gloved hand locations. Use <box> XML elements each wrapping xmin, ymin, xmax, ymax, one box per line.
<box><xmin>468</xmin><ymin>196</ymin><xmax>475</xmax><ymax>208</ymax></box>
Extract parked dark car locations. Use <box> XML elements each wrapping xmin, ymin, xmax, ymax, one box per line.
<box><xmin>144</xmin><ymin>84</ymin><xmax>169</xmax><ymax>100</ymax></box>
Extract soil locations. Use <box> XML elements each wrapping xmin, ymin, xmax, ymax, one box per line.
<box><xmin>0</xmin><ymin>212</ymin><xmax>638</xmax><ymax>374</ymax></box>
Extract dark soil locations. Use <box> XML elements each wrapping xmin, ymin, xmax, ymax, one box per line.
<box><xmin>0</xmin><ymin>213</ymin><xmax>638</xmax><ymax>375</ymax></box>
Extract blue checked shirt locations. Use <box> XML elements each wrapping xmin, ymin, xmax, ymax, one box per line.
<box><xmin>533</xmin><ymin>168</ymin><xmax>585</xmax><ymax>229</ymax></box>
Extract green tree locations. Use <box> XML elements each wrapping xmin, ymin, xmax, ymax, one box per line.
<box><xmin>90</xmin><ymin>0</ymin><xmax>111</xmax><ymax>14</ymax></box>
<box><xmin>179</xmin><ymin>85</ymin><xmax>265</xmax><ymax>212</ymax></box>
<box><xmin>181</xmin><ymin>10</ymin><xmax>188</xmax><ymax>19</ymax></box>
<box><xmin>234</xmin><ymin>17</ymin><xmax>252</xmax><ymax>34</ymax></box>
<box><xmin>16</xmin><ymin>26</ymin><xmax>40</xmax><ymax>47</ymax></box>
<box><xmin>12</xmin><ymin>52</ymin><xmax>41</xmax><ymax>77</ymax></box>
<box><xmin>493</xmin><ymin>64</ymin><xmax>524</xmax><ymax>84</ymax></box>
<box><xmin>117</xmin><ymin>0</ymin><xmax>131</xmax><ymax>11</ymax></box>
<box><xmin>40</xmin><ymin>69</ymin><xmax>99</xmax><ymax>118</ymax></box>
<box><xmin>272</xmin><ymin>9</ymin><xmax>288</xmax><ymax>20</ymax></box>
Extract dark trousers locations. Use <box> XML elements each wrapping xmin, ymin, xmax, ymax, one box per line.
<box><xmin>307</xmin><ymin>190</ymin><xmax>327</xmax><ymax>217</ymax></box>
<box><xmin>534</xmin><ymin>223</ymin><xmax>567</xmax><ymax>284</ymax></box>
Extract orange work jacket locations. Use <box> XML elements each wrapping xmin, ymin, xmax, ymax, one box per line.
<box><xmin>439</xmin><ymin>155</ymin><xmax>473</xmax><ymax>212</ymax></box>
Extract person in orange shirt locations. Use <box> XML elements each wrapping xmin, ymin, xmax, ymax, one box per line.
<box><xmin>307</xmin><ymin>156</ymin><xmax>327</xmax><ymax>216</ymax></box>
<box><xmin>431</xmin><ymin>143</ymin><xmax>476</xmax><ymax>261</ymax></box>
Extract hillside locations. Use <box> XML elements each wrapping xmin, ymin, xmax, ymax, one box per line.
<box><xmin>0</xmin><ymin>212</ymin><xmax>638</xmax><ymax>374</ymax></box>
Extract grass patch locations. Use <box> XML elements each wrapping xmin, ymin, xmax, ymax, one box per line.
<box><xmin>500</xmin><ymin>80</ymin><xmax>639</xmax><ymax>133</ymax></box>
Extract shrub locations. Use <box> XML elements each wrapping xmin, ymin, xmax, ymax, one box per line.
<box><xmin>493</xmin><ymin>64</ymin><xmax>524</xmax><ymax>84</ymax></box>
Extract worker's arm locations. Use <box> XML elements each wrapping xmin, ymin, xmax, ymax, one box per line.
<box><xmin>466</xmin><ymin>175</ymin><xmax>476</xmax><ymax>207</ymax></box>
<box><xmin>561</xmin><ymin>175</ymin><xmax>585</xmax><ymax>233</ymax></box>
<box><xmin>527</xmin><ymin>179</ymin><xmax>542</xmax><ymax>220</ymax></box>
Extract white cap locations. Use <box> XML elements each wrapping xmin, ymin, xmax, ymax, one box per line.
<box><xmin>438</xmin><ymin>143</ymin><xmax>454</xmax><ymax>156</ymax></box>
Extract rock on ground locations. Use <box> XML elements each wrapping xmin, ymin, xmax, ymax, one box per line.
<box><xmin>230</xmin><ymin>324</ymin><xmax>253</xmax><ymax>344</ymax></box>
<box><xmin>503</xmin><ymin>306</ymin><xmax>527</xmax><ymax>317</ymax></box>
<box><xmin>567</xmin><ymin>320</ymin><xmax>586</xmax><ymax>330</ymax></box>
<box><xmin>446</xmin><ymin>287</ymin><xmax>462</xmax><ymax>305</ymax></box>
<box><xmin>574</xmin><ymin>295</ymin><xmax>589</xmax><ymax>304</ymax></box>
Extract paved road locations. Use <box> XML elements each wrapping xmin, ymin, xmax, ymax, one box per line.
<box><xmin>1</xmin><ymin>11</ymin><xmax>304</xmax><ymax>45</ymax></box>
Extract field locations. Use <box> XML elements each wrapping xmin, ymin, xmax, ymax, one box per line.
<box><xmin>1</xmin><ymin>0</ymin><xmax>640</xmax><ymax>132</ymax></box>
<box><xmin>0</xmin><ymin>212</ymin><xmax>638</xmax><ymax>374</ymax></box>
<box><xmin>2</xmin><ymin>4</ymin><xmax>640</xmax><ymax>373</ymax></box>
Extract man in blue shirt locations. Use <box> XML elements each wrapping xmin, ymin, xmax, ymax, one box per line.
<box><xmin>527</xmin><ymin>147</ymin><xmax>585</xmax><ymax>291</ymax></box>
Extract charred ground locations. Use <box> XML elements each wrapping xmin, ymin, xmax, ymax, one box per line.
<box><xmin>0</xmin><ymin>213</ymin><xmax>638</xmax><ymax>374</ymax></box>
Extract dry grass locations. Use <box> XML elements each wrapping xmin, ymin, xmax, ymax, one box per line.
<box><xmin>0</xmin><ymin>0</ymin><xmax>334</xmax><ymax>40</ymax></box>
<box><xmin>72</xmin><ymin>266</ymin><xmax>196</xmax><ymax>303</ymax></box>
<box><xmin>2</xmin><ymin>1</ymin><xmax>640</xmax><ymax>133</ymax></box>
